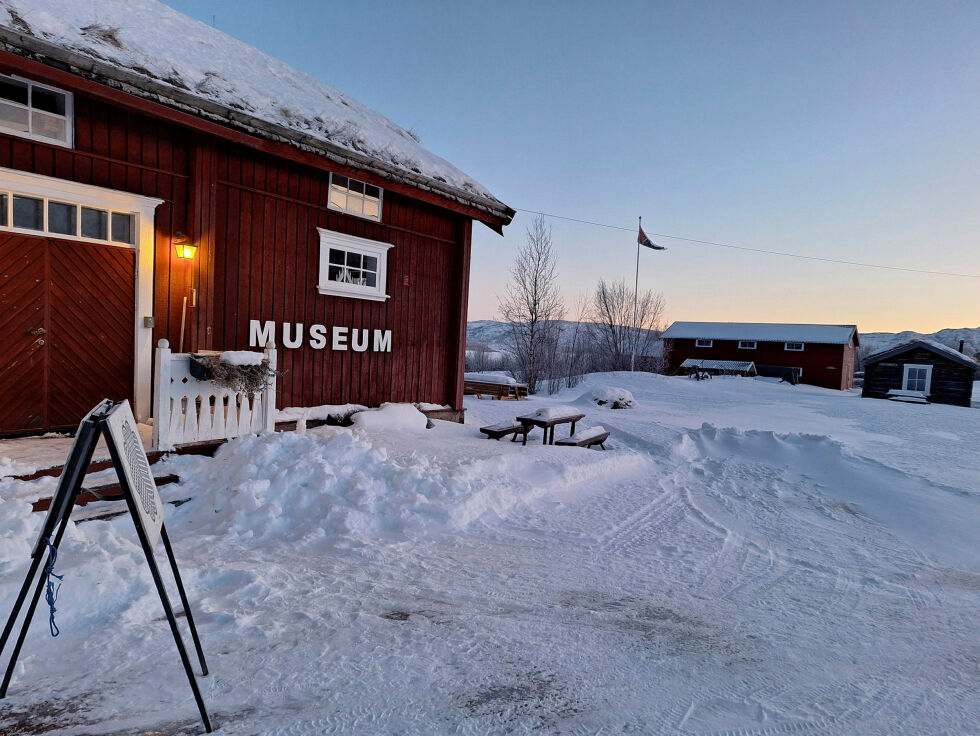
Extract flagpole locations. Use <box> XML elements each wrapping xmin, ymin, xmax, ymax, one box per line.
<box><xmin>631</xmin><ymin>216</ymin><xmax>640</xmax><ymax>372</ymax></box>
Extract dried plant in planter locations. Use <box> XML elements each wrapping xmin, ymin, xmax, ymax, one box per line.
<box><xmin>191</xmin><ymin>354</ymin><xmax>280</xmax><ymax>394</ymax></box>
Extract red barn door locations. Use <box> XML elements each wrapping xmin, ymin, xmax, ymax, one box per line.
<box><xmin>0</xmin><ymin>233</ymin><xmax>135</xmax><ymax>435</ymax></box>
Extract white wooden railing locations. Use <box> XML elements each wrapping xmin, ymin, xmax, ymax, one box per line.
<box><xmin>151</xmin><ymin>339</ymin><xmax>278</xmax><ymax>451</ymax></box>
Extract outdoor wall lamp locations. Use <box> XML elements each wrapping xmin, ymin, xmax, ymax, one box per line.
<box><xmin>173</xmin><ymin>232</ymin><xmax>198</xmax><ymax>260</ymax></box>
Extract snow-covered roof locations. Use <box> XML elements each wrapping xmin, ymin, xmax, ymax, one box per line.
<box><xmin>663</xmin><ymin>322</ymin><xmax>859</xmax><ymax>345</ymax></box>
<box><xmin>0</xmin><ymin>0</ymin><xmax>512</xmax><ymax>224</ymax></box>
<box><xmin>864</xmin><ymin>339</ymin><xmax>979</xmax><ymax>372</ymax></box>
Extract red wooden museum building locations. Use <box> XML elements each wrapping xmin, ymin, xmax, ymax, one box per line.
<box><xmin>0</xmin><ymin>0</ymin><xmax>513</xmax><ymax>436</ymax></box>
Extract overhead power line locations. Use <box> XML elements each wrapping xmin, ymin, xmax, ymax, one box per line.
<box><xmin>515</xmin><ymin>208</ymin><xmax>980</xmax><ymax>279</ymax></box>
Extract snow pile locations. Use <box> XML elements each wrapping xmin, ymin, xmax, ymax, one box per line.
<box><xmin>585</xmin><ymin>387</ymin><xmax>636</xmax><ymax>409</ymax></box>
<box><xmin>415</xmin><ymin>402</ymin><xmax>451</xmax><ymax>411</ymax></box>
<box><xmin>0</xmin><ymin>0</ymin><xmax>505</xmax><ymax>207</ymax></box>
<box><xmin>350</xmin><ymin>403</ymin><xmax>428</xmax><ymax>432</ymax></box>
<box><xmin>276</xmin><ymin>403</ymin><xmax>367</xmax><ymax>431</ymax></box>
<box><xmin>219</xmin><ymin>350</ymin><xmax>265</xmax><ymax>366</ymax></box>
<box><xmin>567</xmin><ymin>425</ymin><xmax>607</xmax><ymax>441</ymax></box>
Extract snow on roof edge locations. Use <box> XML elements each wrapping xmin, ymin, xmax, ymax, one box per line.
<box><xmin>662</xmin><ymin>321</ymin><xmax>858</xmax><ymax>345</ymax></box>
<box><xmin>0</xmin><ymin>0</ymin><xmax>514</xmax><ymax>226</ymax></box>
<box><xmin>863</xmin><ymin>339</ymin><xmax>979</xmax><ymax>371</ymax></box>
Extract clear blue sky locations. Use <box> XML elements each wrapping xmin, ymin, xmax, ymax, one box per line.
<box><xmin>164</xmin><ymin>0</ymin><xmax>979</xmax><ymax>332</ymax></box>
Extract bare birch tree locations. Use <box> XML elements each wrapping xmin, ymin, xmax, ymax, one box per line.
<box><xmin>498</xmin><ymin>217</ymin><xmax>565</xmax><ymax>394</ymax></box>
<box><xmin>587</xmin><ymin>279</ymin><xmax>666</xmax><ymax>372</ymax></box>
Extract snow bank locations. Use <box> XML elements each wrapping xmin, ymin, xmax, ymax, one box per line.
<box><xmin>219</xmin><ymin>350</ymin><xmax>265</xmax><ymax>366</ymax></box>
<box><xmin>584</xmin><ymin>387</ymin><xmax>636</xmax><ymax>409</ymax></box>
<box><xmin>276</xmin><ymin>403</ymin><xmax>367</xmax><ymax>432</ymax></box>
<box><xmin>350</xmin><ymin>403</ymin><xmax>428</xmax><ymax>432</ymax></box>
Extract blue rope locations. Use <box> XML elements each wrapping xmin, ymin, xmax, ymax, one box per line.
<box><xmin>42</xmin><ymin>538</ymin><xmax>64</xmax><ymax>637</ymax></box>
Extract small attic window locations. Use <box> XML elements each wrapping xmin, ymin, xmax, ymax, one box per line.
<box><xmin>0</xmin><ymin>74</ymin><xmax>73</xmax><ymax>148</ymax></box>
<box><xmin>328</xmin><ymin>174</ymin><xmax>382</xmax><ymax>221</ymax></box>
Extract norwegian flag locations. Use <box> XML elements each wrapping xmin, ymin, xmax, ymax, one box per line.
<box><xmin>638</xmin><ymin>225</ymin><xmax>666</xmax><ymax>250</ymax></box>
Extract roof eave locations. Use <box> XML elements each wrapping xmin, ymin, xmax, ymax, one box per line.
<box><xmin>0</xmin><ymin>28</ymin><xmax>515</xmax><ymax>229</ymax></box>
<box><xmin>864</xmin><ymin>340</ymin><xmax>978</xmax><ymax>371</ymax></box>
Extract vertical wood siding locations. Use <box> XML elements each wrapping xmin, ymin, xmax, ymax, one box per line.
<box><xmin>0</xmin><ymin>88</ymin><xmax>471</xmax><ymax>413</ymax></box>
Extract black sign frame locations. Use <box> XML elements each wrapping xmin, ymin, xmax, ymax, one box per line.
<box><xmin>0</xmin><ymin>400</ymin><xmax>213</xmax><ymax>733</ymax></box>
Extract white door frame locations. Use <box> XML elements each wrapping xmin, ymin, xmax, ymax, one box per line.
<box><xmin>0</xmin><ymin>166</ymin><xmax>162</xmax><ymax>421</ymax></box>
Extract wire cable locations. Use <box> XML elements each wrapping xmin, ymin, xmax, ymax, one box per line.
<box><xmin>515</xmin><ymin>208</ymin><xmax>980</xmax><ymax>279</ymax></box>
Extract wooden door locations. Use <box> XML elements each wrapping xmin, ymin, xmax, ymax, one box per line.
<box><xmin>0</xmin><ymin>234</ymin><xmax>135</xmax><ymax>435</ymax></box>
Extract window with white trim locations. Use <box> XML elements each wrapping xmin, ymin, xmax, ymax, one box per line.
<box><xmin>785</xmin><ymin>342</ymin><xmax>804</xmax><ymax>351</ymax></box>
<box><xmin>0</xmin><ymin>74</ymin><xmax>73</xmax><ymax>147</ymax></box>
<box><xmin>739</xmin><ymin>340</ymin><xmax>757</xmax><ymax>349</ymax></box>
<box><xmin>317</xmin><ymin>228</ymin><xmax>391</xmax><ymax>301</ymax></box>
<box><xmin>902</xmin><ymin>364</ymin><xmax>932</xmax><ymax>393</ymax></box>
<box><xmin>0</xmin><ymin>190</ymin><xmax>136</xmax><ymax>245</ymax></box>
<box><xmin>328</xmin><ymin>174</ymin><xmax>382</xmax><ymax>221</ymax></box>
<box><xmin>695</xmin><ymin>339</ymin><xmax>713</xmax><ymax>348</ymax></box>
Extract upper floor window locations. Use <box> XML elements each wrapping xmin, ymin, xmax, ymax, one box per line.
<box><xmin>695</xmin><ymin>339</ymin><xmax>712</xmax><ymax>348</ymax></box>
<box><xmin>328</xmin><ymin>174</ymin><xmax>382</xmax><ymax>221</ymax></box>
<box><xmin>739</xmin><ymin>340</ymin><xmax>757</xmax><ymax>349</ymax></box>
<box><xmin>0</xmin><ymin>191</ymin><xmax>135</xmax><ymax>246</ymax></box>
<box><xmin>785</xmin><ymin>342</ymin><xmax>804</xmax><ymax>351</ymax></box>
<box><xmin>0</xmin><ymin>74</ymin><xmax>73</xmax><ymax>148</ymax></box>
<box><xmin>317</xmin><ymin>228</ymin><xmax>391</xmax><ymax>301</ymax></box>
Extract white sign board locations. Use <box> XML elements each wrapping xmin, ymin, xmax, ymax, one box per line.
<box><xmin>103</xmin><ymin>400</ymin><xmax>164</xmax><ymax>548</ymax></box>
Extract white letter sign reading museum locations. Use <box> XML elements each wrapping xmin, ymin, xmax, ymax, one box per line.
<box><xmin>249</xmin><ymin>320</ymin><xmax>392</xmax><ymax>353</ymax></box>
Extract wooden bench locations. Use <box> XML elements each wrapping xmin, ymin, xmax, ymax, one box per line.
<box><xmin>555</xmin><ymin>429</ymin><xmax>610</xmax><ymax>450</ymax></box>
<box><xmin>464</xmin><ymin>380</ymin><xmax>529</xmax><ymax>400</ymax></box>
<box><xmin>479</xmin><ymin>421</ymin><xmax>531</xmax><ymax>445</ymax></box>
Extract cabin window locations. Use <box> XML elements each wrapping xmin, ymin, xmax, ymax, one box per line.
<box><xmin>0</xmin><ymin>190</ymin><xmax>137</xmax><ymax>247</ymax></box>
<box><xmin>0</xmin><ymin>74</ymin><xmax>72</xmax><ymax>147</ymax></box>
<box><xmin>902</xmin><ymin>364</ymin><xmax>932</xmax><ymax>394</ymax></box>
<box><xmin>695</xmin><ymin>339</ymin><xmax>712</xmax><ymax>348</ymax></box>
<box><xmin>328</xmin><ymin>174</ymin><xmax>382</xmax><ymax>221</ymax></box>
<box><xmin>785</xmin><ymin>342</ymin><xmax>804</xmax><ymax>351</ymax></box>
<box><xmin>739</xmin><ymin>340</ymin><xmax>757</xmax><ymax>349</ymax></box>
<box><xmin>317</xmin><ymin>228</ymin><xmax>391</xmax><ymax>301</ymax></box>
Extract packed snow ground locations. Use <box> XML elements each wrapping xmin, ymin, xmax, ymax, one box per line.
<box><xmin>0</xmin><ymin>374</ymin><xmax>977</xmax><ymax>734</ymax></box>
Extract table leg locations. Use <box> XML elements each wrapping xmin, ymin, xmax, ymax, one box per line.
<box><xmin>570</xmin><ymin>420</ymin><xmax>577</xmax><ymax>436</ymax></box>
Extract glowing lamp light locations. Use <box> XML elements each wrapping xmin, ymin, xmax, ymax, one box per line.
<box><xmin>173</xmin><ymin>232</ymin><xmax>198</xmax><ymax>260</ymax></box>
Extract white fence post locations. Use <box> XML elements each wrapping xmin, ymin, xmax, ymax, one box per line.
<box><xmin>262</xmin><ymin>341</ymin><xmax>277</xmax><ymax>433</ymax></box>
<box><xmin>152</xmin><ymin>338</ymin><xmax>174</xmax><ymax>452</ymax></box>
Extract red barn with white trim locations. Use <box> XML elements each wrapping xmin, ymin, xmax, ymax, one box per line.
<box><xmin>0</xmin><ymin>0</ymin><xmax>512</xmax><ymax>436</ymax></box>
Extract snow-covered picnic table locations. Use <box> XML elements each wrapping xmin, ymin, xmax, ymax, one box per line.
<box><xmin>516</xmin><ymin>406</ymin><xmax>587</xmax><ymax>445</ymax></box>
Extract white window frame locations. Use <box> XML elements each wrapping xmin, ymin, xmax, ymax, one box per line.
<box><xmin>902</xmin><ymin>364</ymin><xmax>932</xmax><ymax>394</ymax></box>
<box><xmin>0</xmin><ymin>74</ymin><xmax>73</xmax><ymax>148</ymax></box>
<box><xmin>0</xmin><ymin>167</ymin><xmax>162</xmax><ymax>420</ymax></box>
<box><xmin>739</xmin><ymin>340</ymin><xmax>757</xmax><ymax>350</ymax></box>
<box><xmin>317</xmin><ymin>228</ymin><xmax>391</xmax><ymax>302</ymax></box>
<box><xmin>327</xmin><ymin>173</ymin><xmax>383</xmax><ymax>222</ymax></box>
<box><xmin>785</xmin><ymin>342</ymin><xmax>805</xmax><ymax>351</ymax></box>
<box><xmin>0</xmin><ymin>191</ymin><xmax>137</xmax><ymax>246</ymax></box>
<box><xmin>695</xmin><ymin>339</ymin><xmax>713</xmax><ymax>348</ymax></box>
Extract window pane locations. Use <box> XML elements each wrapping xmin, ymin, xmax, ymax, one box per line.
<box><xmin>329</xmin><ymin>189</ymin><xmax>346</xmax><ymax>210</ymax></box>
<box><xmin>31</xmin><ymin>111</ymin><xmax>67</xmax><ymax>141</ymax></box>
<box><xmin>348</xmin><ymin>179</ymin><xmax>364</xmax><ymax>195</ymax></box>
<box><xmin>81</xmin><ymin>207</ymin><xmax>108</xmax><ymax>239</ymax></box>
<box><xmin>345</xmin><ymin>251</ymin><xmax>361</xmax><ymax>268</ymax></box>
<box><xmin>363</xmin><ymin>199</ymin><xmax>379</xmax><ymax>219</ymax></box>
<box><xmin>328</xmin><ymin>264</ymin><xmax>344</xmax><ymax>282</ymax></box>
<box><xmin>48</xmin><ymin>201</ymin><xmax>77</xmax><ymax>235</ymax></box>
<box><xmin>12</xmin><ymin>195</ymin><xmax>43</xmax><ymax>230</ymax></box>
<box><xmin>111</xmin><ymin>212</ymin><xmax>135</xmax><ymax>244</ymax></box>
<box><xmin>30</xmin><ymin>87</ymin><xmax>66</xmax><ymax>116</ymax></box>
<box><xmin>365</xmin><ymin>185</ymin><xmax>380</xmax><ymax>199</ymax></box>
<box><xmin>362</xmin><ymin>255</ymin><xmax>378</xmax><ymax>272</ymax></box>
<box><xmin>0</xmin><ymin>78</ymin><xmax>27</xmax><ymax>105</ymax></box>
<box><xmin>346</xmin><ymin>196</ymin><xmax>364</xmax><ymax>215</ymax></box>
<box><xmin>332</xmin><ymin>175</ymin><xmax>348</xmax><ymax>189</ymax></box>
<box><xmin>0</xmin><ymin>101</ymin><xmax>29</xmax><ymax>132</ymax></box>
<box><xmin>364</xmin><ymin>272</ymin><xmax>377</xmax><ymax>288</ymax></box>
<box><xmin>0</xmin><ymin>194</ymin><xmax>6</xmax><ymax>226</ymax></box>
<box><xmin>348</xmin><ymin>269</ymin><xmax>363</xmax><ymax>284</ymax></box>
<box><xmin>328</xmin><ymin>248</ymin><xmax>345</xmax><ymax>265</ymax></box>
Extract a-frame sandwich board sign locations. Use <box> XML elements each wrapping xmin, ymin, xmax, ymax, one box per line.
<box><xmin>0</xmin><ymin>400</ymin><xmax>213</xmax><ymax>733</ymax></box>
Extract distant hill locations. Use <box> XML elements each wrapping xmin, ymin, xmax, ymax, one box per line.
<box><xmin>860</xmin><ymin>327</ymin><xmax>980</xmax><ymax>360</ymax></box>
<box><xmin>467</xmin><ymin>319</ymin><xmax>662</xmax><ymax>355</ymax></box>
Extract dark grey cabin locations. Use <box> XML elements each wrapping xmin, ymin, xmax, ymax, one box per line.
<box><xmin>862</xmin><ymin>341</ymin><xmax>978</xmax><ymax>407</ymax></box>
